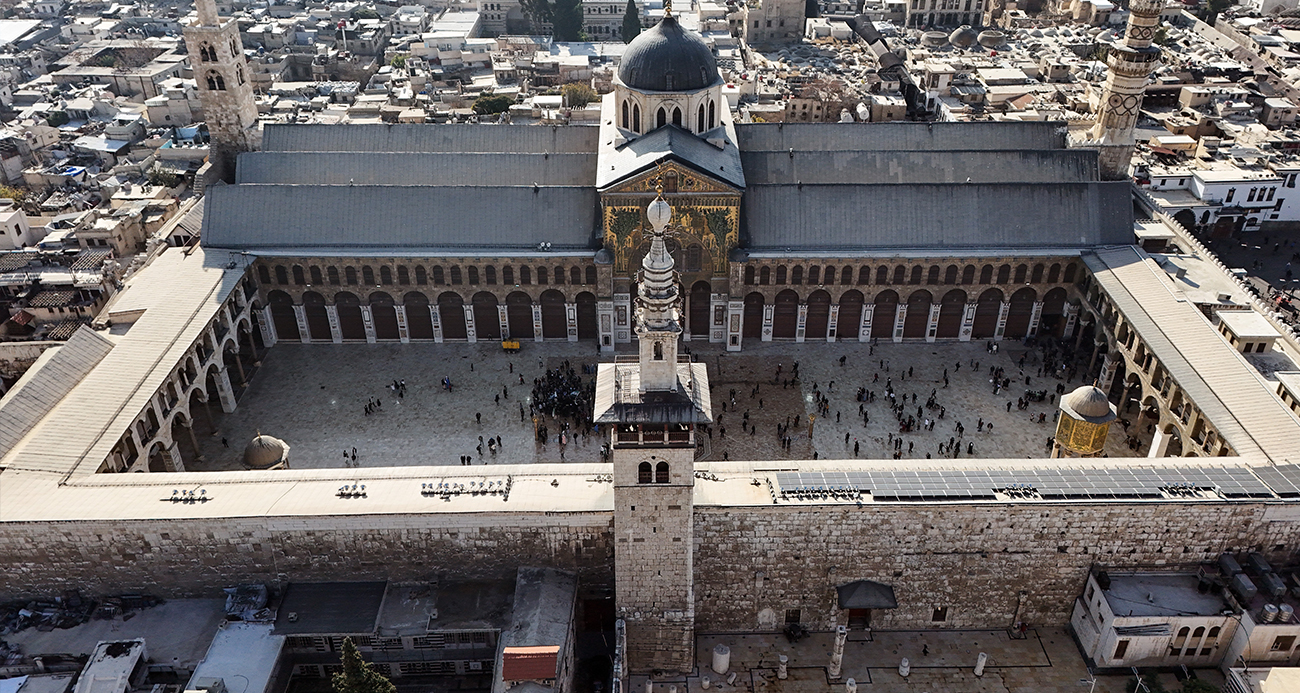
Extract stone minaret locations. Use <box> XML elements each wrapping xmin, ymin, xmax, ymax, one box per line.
<box><xmin>1088</xmin><ymin>0</ymin><xmax>1162</xmax><ymax>179</ymax></box>
<box><xmin>184</xmin><ymin>0</ymin><xmax>259</xmax><ymax>183</ymax></box>
<box><xmin>595</xmin><ymin>191</ymin><xmax>710</xmax><ymax>674</ymax></box>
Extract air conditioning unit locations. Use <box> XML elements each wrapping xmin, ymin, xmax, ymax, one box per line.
<box><xmin>469</xmin><ymin>662</ymin><xmax>483</xmax><ymax>671</ymax></box>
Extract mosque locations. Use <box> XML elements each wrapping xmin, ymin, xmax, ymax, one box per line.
<box><xmin>4</xmin><ymin>0</ymin><xmax>1300</xmax><ymax>681</ymax></box>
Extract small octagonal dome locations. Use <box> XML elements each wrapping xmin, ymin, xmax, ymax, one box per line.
<box><xmin>1061</xmin><ymin>385</ymin><xmax>1116</xmax><ymax>423</ymax></box>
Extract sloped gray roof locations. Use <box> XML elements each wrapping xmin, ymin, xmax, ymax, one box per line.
<box><xmin>597</xmin><ymin>125</ymin><xmax>744</xmax><ymax>190</ymax></box>
<box><xmin>740</xmin><ymin>148</ymin><xmax>1098</xmax><ymax>185</ymax></box>
<box><xmin>261</xmin><ymin>123</ymin><xmax>600</xmax><ymax>154</ymax></box>
<box><xmin>734</xmin><ymin>121</ymin><xmax>1068</xmax><ymax>152</ymax></box>
<box><xmin>0</xmin><ymin>326</ymin><xmax>113</xmax><ymax>460</ymax></box>
<box><xmin>236</xmin><ymin>151</ymin><xmax>598</xmax><ymax>187</ymax></box>
<box><xmin>741</xmin><ymin>182</ymin><xmax>1133</xmax><ymax>250</ymax></box>
<box><xmin>201</xmin><ymin>185</ymin><xmax>599</xmax><ymax>252</ymax></box>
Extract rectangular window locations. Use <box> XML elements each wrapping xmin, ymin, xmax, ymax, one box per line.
<box><xmin>785</xmin><ymin>609</ymin><xmax>801</xmax><ymax>624</ymax></box>
<box><xmin>1086</xmin><ymin>585</ymin><xmax>1095</xmax><ymax>601</ymax></box>
<box><xmin>1248</xmin><ymin>188</ymin><xmax>1257</xmax><ymax>202</ymax></box>
<box><xmin>1273</xmin><ymin>636</ymin><xmax>1296</xmax><ymax>651</ymax></box>
<box><xmin>1227</xmin><ymin>188</ymin><xmax>1236</xmax><ymax>202</ymax></box>
<box><xmin>931</xmin><ymin>607</ymin><xmax>948</xmax><ymax>622</ymax></box>
<box><xmin>1268</xmin><ymin>187</ymin><xmax>1276</xmax><ymax>201</ymax></box>
<box><xmin>1114</xmin><ymin>640</ymin><xmax>1129</xmax><ymax>660</ymax></box>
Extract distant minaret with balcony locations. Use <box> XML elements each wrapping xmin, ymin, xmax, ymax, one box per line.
<box><xmin>184</xmin><ymin>0</ymin><xmax>259</xmax><ymax>184</ymax></box>
<box><xmin>1078</xmin><ymin>0</ymin><xmax>1163</xmax><ymax>180</ymax></box>
<box><xmin>593</xmin><ymin>187</ymin><xmax>711</xmax><ymax>674</ymax></box>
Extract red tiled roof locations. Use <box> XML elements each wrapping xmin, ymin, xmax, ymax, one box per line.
<box><xmin>10</xmin><ymin>310</ymin><xmax>33</xmax><ymax>326</ymax></box>
<box><xmin>501</xmin><ymin>646</ymin><xmax>559</xmax><ymax>681</ymax></box>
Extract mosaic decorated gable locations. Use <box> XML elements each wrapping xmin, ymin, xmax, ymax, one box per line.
<box><xmin>600</xmin><ymin>162</ymin><xmax>741</xmax><ymax>276</ymax></box>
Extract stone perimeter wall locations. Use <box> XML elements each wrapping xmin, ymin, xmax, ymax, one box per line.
<box><xmin>693</xmin><ymin>502</ymin><xmax>1300</xmax><ymax>632</ymax></box>
<box><xmin>7</xmin><ymin>501</ymin><xmax>1300</xmax><ymax>633</ymax></box>
<box><xmin>0</xmin><ymin>511</ymin><xmax>614</xmax><ymax>600</ymax></box>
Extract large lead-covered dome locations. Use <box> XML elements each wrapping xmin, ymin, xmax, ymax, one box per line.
<box><xmin>618</xmin><ymin>15</ymin><xmax>720</xmax><ymax>92</ymax></box>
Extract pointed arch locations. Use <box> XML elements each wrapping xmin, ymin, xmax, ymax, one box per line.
<box><xmin>708</xmin><ymin>100</ymin><xmax>716</xmax><ymax>129</ymax></box>
<box><xmin>206</xmin><ymin>70</ymin><xmax>226</xmax><ymax>91</ymax></box>
<box><xmin>633</xmin><ymin>104</ymin><xmax>641</xmax><ymax>132</ymax></box>
<box><xmin>657</xmin><ymin>107</ymin><xmax>666</xmax><ymax>129</ymax></box>
<box><xmin>621</xmin><ymin>100</ymin><xmax>630</xmax><ymax>129</ymax></box>
<box><xmin>671</xmin><ymin>107</ymin><xmax>682</xmax><ymax>127</ymax></box>
<box><xmin>697</xmin><ymin>103</ymin><xmax>705</xmax><ymax>132</ymax></box>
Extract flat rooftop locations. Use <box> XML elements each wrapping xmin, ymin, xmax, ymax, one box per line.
<box><xmin>273</xmin><ymin>582</ymin><xmax>387</xmax><ymax>636</ymax></box>
<box><xmin>1103</xmin><ymin>573</ymin><xmax>1228</xmax><ymax>617</ymax></box>
<box><xmin>377</xmin><ymin>580</ymin><xmax>515</xmax><ymax>636</ymax></box>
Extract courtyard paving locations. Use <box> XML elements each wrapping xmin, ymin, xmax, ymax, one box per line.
<box><xmin>190</xmin><ymin>338</ymin><xmax>1145</xmax><ymax>472</ymax></box>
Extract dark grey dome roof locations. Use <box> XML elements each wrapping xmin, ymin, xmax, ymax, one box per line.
<box><xmin>618</xmin><ymin>15</ymin><xmax>720</xmax><ymax>92</ymax></box>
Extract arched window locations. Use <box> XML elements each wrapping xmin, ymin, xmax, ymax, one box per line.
<box><xmin>1014</xmin><ymin>264</ymin><xmax>1028</xmax><ymax>283</ymax></box>
<box><xmin>633</xmin><ymin>104</ymin><xmax>641</xmax><ymax>132</ymax></box>
<box><xmin>944</xmin><ymin>265</ymin><xmax>958</xmax><ymax>285</ymax></box>
<box><xmin>1047</xmin><ymin>263</ymin><xmax>1061</xmax><ymax>283</ymax></box>
<box><xmin>842</xmin><ymin>267</ymin><xmax>854</xmax><ymax>284</ymax></box>
<box><xmin>962</xmin><ymin>265</ymin><xmax>975</xmax><ymax>284</ymax></box>
<box><xmin>257</xmin><ymin>265</ymin><xmax>271</xmax><ymax>284</ymax></box>
<box><xmin>708</xmin><ymin>100</ymin><xmax>716</xmax><ymax>129</ymax></box>
<box><xmin>1031</xmin><ymin>263</ymin><xmax>1044</xmax><ymax>283</ymax></box>
<box><xmin>345</xmin><ymin>266</ymin><xmax>358</xmax><ymax>285</ymax></box>
<box><xmin>503</xmin><ymin>266</ymin><xmax>515</xmax><ymax>285</ymax></box>
<box><xmin>415</xmin><ymin>266</ymin><xmax>427</xmax><ymax>285</ymax></box>
<box><xmin>206</xmin><ymin>71</ymin><xmax>225</xmax><ymax>91</ymax></box>
<box><xmin>235</xmin><ymin>64</ymin><xmax>245</xmax><ymax>86</ymax></box>
<box><xmin>927</xmin><ymin>265</ymin><xmax>940</xmax><ymax>285</ymax></box>
<box><xmin>586</xmin><ymin>266</ymin><xmax>597</xmax><ymax>284</ymax></box>
<box><xmin>672</xmin><ymin>107</ymin><xmax>682</xmax><ymax>127</ymax></box>
<box><xmin>362</xmin><ymin>266</ymin><xmax>376</xmax><ymax>285</ymax></box>
<box><xmin>397</xmin><ymin>266</ymin><xmax>409</xmax><ymax>284</ymax></box>
<box><xmin>275</xmin><ymin>265</ymin><xmax>288</xmax><ymax>284</ymax></box>
<box><xmin>657</xmin><ymin>107</ymin><xmax>666</xmax><ymax>129</ymax></box>
<box><xmin>328</xmin><ymin>267</ymin><xmax>340</xmax><ymax>285</ymax></box>
<box><xmin>980</xmin><ymin>265</ymin><xmax>993</xmax><ymax>284</ymax></box>
<box><xmin>520</xmin><ymin>266</ymin><xmax>531</xmax><ymax>284</ymax></box>
<box><xmin>292</xmin><ymin>265</ymin><xmax>305</xmax><ymax>285</ymax></box>
<box><xmin>485</xmin><ymin>266</ymin><xmax>497</xmax><ymax>285</ymax></box>
<box><xmin>655</xmin><ymin>461</ymin><xmax>669</xmax><ymax>483</ymax></box>
<box><xmin>808</xmin><ymin>266</ymin><xmax>820</xmax><ymax>284</ymax></box>
<box><xmin>744</xmin><ymin>266</ymin><xmax>756</xmax><ymax>284</ymax></box>
<box><xmin>380</xmin><ymin>266</ymin><xmax>393</xmax><ymax>285</ymax></box>
<box><xmin>199</xmin><ymin>42</ymin><xmax>216</xmax><ymax>62</ymax></box>
<box><xmin>553</xmin><ymin>266</ymin><xmax>565</xmax><ymax>284</ymax></box>
<box><xmin>537</xmin><ymin>267</ymin><xmax>548</xmax><ymax>284</ymax></box>
<box><xmin>858</xmin><ymin>266</ymin><xmax>870</xmax><ymax>285</ymax></box>
<box><xmin>1063</xmin><ymin>263</ymin><xmax>1078</xmax><ymax>282</ymax></box>
<box><xmin>450</xmin><ymin>266</ymin><xmax>463</xmax><ymax>285</ymax></box>
<box><xmin>759</xmin><ymin>266</ymin><xmax>771</xmax><ymax>285</ymax></box>
<box><xmin>877</xmin><ymin>266</ymin><xmax>890</xmax><ymax>284</ymax></box>
<box><xmin>697</xmin><ymin>104</ymin><xmax>705</xmax><ymax>132</ymax></box>
<box><xmin>431</xmin><ymin>266</ymin><xmax>445</xmax><ymax>285</ymax></box>
<box><xmin>997</xmin><ymin>264</ymin><xmax>1011</xmax><ymax>284</ymax></box>
<box><xmin>775</xmin><ymin>265</ymin><xmax>787</xmax><ymax>284</ymax></box>
<box><xmin>621</xmin><ymin>100</ymin><xmax>629</xmax><ymax>129</ymax></box>
<box><xmin>910</xmin><ymin>266</ymin><xmax>923</xmax><ymax>284</ymax></box>
<box><xmin>654</xmin><ymin>341</ymin><xmax>664</xmax><ymax>360</ymax></box>
<box><xmin>638</xmin><ymin>461</ymin><xmax>652</xmax><ymax>483</ymax></box>
<box><xmin>468</xmin><ymin>266</ymin><xmax>479</xmax><ymax>284</ymax></box>
<box><xmin>570</xmin><ymin>267</ymin><xmax>582</xmax><ymax>284</ymax></box>
<box><xmin>791</xmin><ymin>266</ymin><xmax>803</xmax><ymax>285</ymax></box>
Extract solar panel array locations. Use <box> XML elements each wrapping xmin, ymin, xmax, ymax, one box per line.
<box><xmin>1249</xmin><ymin>465</ymin><xmax>1300</xmax><ymax>497</ymax></box>
<box><xmin>774</xmin><ymin>466</ymin><xmax>1276</xmax><ymax>503</ymax></box>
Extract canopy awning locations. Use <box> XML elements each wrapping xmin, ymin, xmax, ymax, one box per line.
<box><xmin>836</xmin><ymin>580</ymin><xmax>898</xmax><ymax>610</ymax></box>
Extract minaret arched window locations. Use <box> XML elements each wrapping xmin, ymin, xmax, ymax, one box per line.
<box><xmin>638</xmin><ymin>461</ymin><xmax>652</xmax><ymax>483</ymax></box>
<box><xmin>655</xmin><ymin>461</ymin><xmax>669</xmax><ymax>483</ymax></box>
<box><xmin>229</xmin><ymin>36</ymin><xmax>239</xmax><ymax>57</ymax></box>
<box><xmin>199</xmin><ymin>42</ymin><xmax>216</xmax><ymax>62</ymax></box>
<box><xmin>236</xmin><ymin>64</ymin><xmax>245</xmax><ymax>86</ymax></box>
<box><xmin>206</xmin><ymin>71</ymin><xmax>226</xmax><ymax>91</ymax></box>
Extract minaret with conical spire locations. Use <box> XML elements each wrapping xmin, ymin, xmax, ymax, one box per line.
<box><xmin>636</xmin><ymin>188</ymin><xmax>683</xmax><ymax>393</ymax></box>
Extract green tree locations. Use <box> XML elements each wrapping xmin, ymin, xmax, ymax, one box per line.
<box><xmin>551</xmin><ymin>0</ymin><xmax>583</xmax><ymax>41</ymax></box>
<box><xmin>621</xmin><ymin>0</ymin><xmax>640</xmax><ymax>42</ymax></box>
<box><xmin>1205</xmin><ymin>0</ymin><xmax>1232</xmax><ymax>27</ymax></box>
<box><xmin>1126</xmin><ymin>675</ymin><xmax>1166</xmax><ymax>693</ymax></box>
<box><xmin>45</xmin><ymin>111</ymin><xmax>69</xmax><ymax>127</ymax></box>
<box><xmin>0</xmin><ymin>185</ymin><xmax>27</xmax><ymax>203</ymax></box>
<box><xmin>351</xmin><ymin>7</ymin><xmax>379</xmax><ymax>19</ymax></box>
<box><xmin>332</xmin><ymin>638</ymin><xmax>396</xmax><ymax>693</ymax></box>
<box><xmin>1181</xmin><ymin>681</ymin><xmax>1220</xmax><ymax>693</ymax></box>
<box><xmin>519</xmin><ymin>0</ymin><xmax>553</xmax><ymax>31</ymax></box>
<box><xmin>389</xmin><ymin>54</ymin><xmax>407</xmax><ymax>69</ymax></box>
<box><xmin>473</xmin><ymin>94</ymin><xmax>514</xmax><ymax>115</ymax></box>
<box><xmin>561</xmin><ymin>82</ymin><xmax>597</xmax><ymax>107</ymax></box>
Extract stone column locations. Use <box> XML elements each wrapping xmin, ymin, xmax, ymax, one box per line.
<box><xmin>431</xmin><ymin>304</ymin><xmax>444</xmax><ymax>343</ymax></box>
<box><xmin>994</xmin><ymin>301</ymin><xmax>1010</xmax><ymax>339</ymax></box>
<box><xmin>396</xmin><ymin>305</ymin><xmax>410</xmax><ymax>343</ymax></box>
<box><xmin>1027</xmin><ymin>301</ymin><xmax>1044</xmax><ymax>337</ymax></box>
<box><xmin>712</xmin><ymin>294</ymin><xmax>728</xmax><ymax>343</ymax></box>
<box><xmin>531</xmin><ymin>303</ymin><xmax>543</xmax><ymax>342</ymax></box>
<box><xmin>795</xmin><ymin>302</ymin><xmax>808</xmax><ymax>342</ymax></box>
<box><xmin>498</xmin><ymin>304</ymin><xmax>510</xmax><ymax>340</ymax></box>
<box><xmin>360</xmin><ymin>305</ymin><xmax>377</xmax><ymax>343</ymax></box>
<box><xmin>1076</xmin><ymin>317</ymin><xmax>1091</xmax><ymax>350</ymax></box>
<box><xmin>598</xmin><ymin>300</ymin><xmax>615</xmax><ymax>352</ymax></box>
<box><xmin>1098</xmin><ymin>353</ymin><xmax>1120</xmax><ymax>392</ymax></box>
<box><xmin>960</xmin><ymin>302</ymin><xmax>976</xmax><ymax>341</ymax></box>
<box><xmin>1148</xmin><ymin>427</ymin><xmax>1170</xmax><ymax>458</ymax></box>
<box><xmin>566</xmin><ymin>302</ymin><xmax>578</xmax><ymax>342</ymax></box>
<box><xmin>892</xmin><ymin>303</ymin><xmax>906</xmax><ymax>342</ymax></box>
<box><xmin>165</xmin><ymin>441</ymin><xmax>185</xmax><ymax>473</ymax></box>
<box><xmin>827</xmin><ymin>303</ymin><xmax>839</xmax><ymax>342</ymax></box>
<box><xmin>326</xmin><ymin>305</ymin><xmax>342</xmax><ymax>343</ymax></box>
<box><xmin>293</xmin><ymin>304</ymin><xmax>310</xmax><ymax>343</ymax></box>
<box><xmin>726</xmin><ymin>299</ymin><xmax>743</xmax><ymax>351</ymax></box>
<box><xmin>926</xmin><ymin>303</ymin><xmax>940</xmax><ymax>342</ymax></box>
<box><xmin>761</xmin><ymin>303</ymin><xmax>774</xmax><ymax>342</ymax></box>
<box><xmin>185</xmin><ymin>422</ymin><xmax>203</xmax><ymax>461</ymax></box>
<box><xmin>232</xmin><ymin>348</ymin><xmax>247</xmax><ymax>385</ymax></box>
<box><xmin>259</xmin><ymin>306</ymin><xmax>277</xmax><ymax>346</ymax></box>
<box><xmin>464</xmin><ymin>304</ymin><xmax>477</xmax><ymax>343</ymax></box>
<box><xmin>1064</xmin><ymin>304</ymin><xmax>1079</xmax><ymax>340</ymax></box>
<box><xmin>214</xmin><ymin>366</ymin><xmax>237</xmax><ymax>413</ymax></box>
<box><xmin>859</xmin><ymin>304</ymin><xmax>873</xmax><ymax>342</ymax></box>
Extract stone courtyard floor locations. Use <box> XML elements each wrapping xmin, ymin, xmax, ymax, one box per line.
<box><xmin>621</xmin><ymin>629</ymin><xmax>1225</xmax><ymax>693</ymax></box>
<box><xmin>191</xmin><ymin>339</ymin><xmax>1146</xmax><ymax>471</ymax></box>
